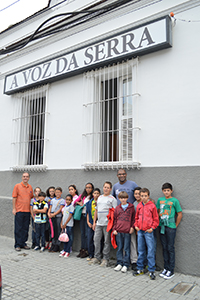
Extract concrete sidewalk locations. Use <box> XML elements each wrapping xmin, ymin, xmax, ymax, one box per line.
<box><xmin>0</xmin><ymin>236</ymin><xmax>199</xmax><ymax>300</ymax></box>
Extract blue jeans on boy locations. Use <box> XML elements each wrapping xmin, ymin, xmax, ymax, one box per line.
<box><xmin>63</xmin><ymin>226</ymin><xmax>73</xmax><ymax>253</ymax></box>
<box><xmin>35</xmin><ymin>223</ymin><xmax>46</xmax><ymax>247</ymax></box>
<box><xmin>87</xmin><ymin>226</ymin><xmax>94</xmax><ymax>258</ymax></box>
<box><xmin>14</xmin><ymin>212</ymin><xmax>30</xmax><ymax>248</ymax></box>
<box><xmin>159</xmin><ymin>226</ymin><xmax>176</xmax><ymax>273</ymax></box>
<box><xmin>116</xmin><ymin>233</ymin><xmax>131</xmax><ymax>267</ymax></box>
<box><xmin>80</xmin><ymin>214</ymin><xmax>88</xmax><ymax>250</ymax></box>
<box><xmin>137</xmin><ymin>230</ymin><xmax>155</xmax><ymax>272</ymax></box>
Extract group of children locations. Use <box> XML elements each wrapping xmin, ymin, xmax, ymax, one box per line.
<box><xmin>30</xmin><ymin>181</ymin><xmax>182</xmax><ymax>281</ymax></box>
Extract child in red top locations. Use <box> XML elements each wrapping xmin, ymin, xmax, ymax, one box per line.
<box><xmin>133</xmin><ymin>188</ymin><xmax>159</xmax><ymax>280</ymax></box>
<box><xmin>113</xmin><ymin>191</ymin><xmax>135</xmax><ymax>273</ymax></box>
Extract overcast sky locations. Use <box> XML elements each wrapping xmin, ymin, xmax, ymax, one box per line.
<box><xmin>0</xmin><ymin>0</ymin><xmax>49</xmax><ymax>32</ymax></box>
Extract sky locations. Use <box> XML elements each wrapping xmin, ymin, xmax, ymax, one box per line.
<box><xmin>0</xmin><ymin>0</ymin><xmax>49</xmax><ymax>32</ymax></box>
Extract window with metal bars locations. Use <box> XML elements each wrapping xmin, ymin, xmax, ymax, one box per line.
<box><xmin>83</xmin><ymin>59</ymin><xmax>140</xmax><ymax>170</ymax></box>
<box><xmin>12</xmin><ymin>85</ymin><xmax>48</xmax><ymax>171</ymax></box>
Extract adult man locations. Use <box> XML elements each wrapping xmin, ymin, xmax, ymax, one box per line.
<box><xmin>12</xmin><ymin>172</ymin><xmax>33</xmax><ymax>251</ymax></box>
<box><xmin>112</xmin><ymin>168</ymin><xmax>138</xmax><ymax>270</ymax></box>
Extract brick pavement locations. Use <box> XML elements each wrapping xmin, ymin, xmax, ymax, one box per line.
<box><xmin>0</xmin><ymin>236</ymin><xmax>199</xmax><ymax>300</ymax></box>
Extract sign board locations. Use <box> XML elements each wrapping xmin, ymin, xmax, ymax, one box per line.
<box><xmin>4</xmin><ymin>16</ymin><xmax>172</xmax><ymax>95</ymax></box>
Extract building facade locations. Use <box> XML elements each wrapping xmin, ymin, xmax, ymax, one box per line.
<box><xmin>0</xmin><ymin>0</ymin><xmax>199</xmax><ymax>275</ymax></box>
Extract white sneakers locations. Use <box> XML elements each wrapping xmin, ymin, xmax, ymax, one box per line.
<box><xmin>114</xmin><ymin>264</ymin><xmax>128</xmax><ymax>273</ymax></box>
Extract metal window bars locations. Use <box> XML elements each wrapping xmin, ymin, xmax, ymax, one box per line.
<box><xmin>82</xmin><ymin>58</ymin><xmax>141</xmax><ymax>170</ymax></box>
<box><xmin>11</xmin><ymin>85</ymin><xmax>49</xmax><ymax>172</ymax></box>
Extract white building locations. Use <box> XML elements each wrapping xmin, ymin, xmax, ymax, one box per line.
<box><xmin>0</xmin><ymin>0</ymin><xmax>199</xmax><ymax>275</ymax></box>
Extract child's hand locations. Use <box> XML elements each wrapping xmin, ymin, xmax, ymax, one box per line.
<box><xmin>88</xmin><ymin>222</ymin><xmax>92</xmax><ymax>229</ymax></box>
<box><xmin>92</xmin><ymin>223</ymin><xmax>96</xmax><ymax>231</ymax></box>
<box><xmin>145</xmin><ymin>228</ymin><xmax>153</xmax><ymax>233</ymax></box>
<box><xmin>135</xmin><ymin>226</ymin><xmax>140</xmax><ymax>231</ymax></box>
<box><xmin>129</xmin><ymin>227</ymin><xmax>134</xmax><ymax>234</ymax></box>
<box><xmin>113</xmin><ymin>230</ymin><xmax>118</xmax><ymax>235</ymax></box>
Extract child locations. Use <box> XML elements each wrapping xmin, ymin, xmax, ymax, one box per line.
<box><xmin>156</xmin><ymin>182</ymin><xmax>182</xmax><ymax>280</ymax></box>
<box><xmin>33</xmin><ymin>191</ymin><xmax>48</xmax><ymax>252</ymax></box>
<box><xmin>30</xmin><ymin>187</ymin><xmax>41</xmax><ymax>249</ymax></box>
<box><xmin>48</xmin><ymin>187</ymin><xmax>65</xmax><ymax>252</ymax></box>
<box><xmin>113</xmin><ymin>191</ymin><xmax>135</xmax><ymax>273</ymax></box>
<box><xmin>133</xmin><ymin>187</ymin><xmax>142</xmax><ymax>211</ymax></box>
<box><xmin>74</xmin><ymin>182</ymin><xmax>94</xmax><ymax>258</ymax></box>
<box><xmin>45</xmin><ymin>186</ymin><xmax>55</xmax><ymax>250</ymax></box>
<box><xmin>133</xmin><ymin>188</ymin><xmax>159</xmax><ymax>280</ymax></box>
<box><xmin>59</xmin><ymin>194</ymin><xmax>74</xmax><ymax>258</ymax></box>
<box><xmin>68</xmin><ymin>184</ymin><xmax>79</xmax><ymax>206</ymax></box>
<box><xmin>86</xmin><ymin>188</ymin><xmax>101</xmax><ymax>260</ymax></box>
<box><xmin>90</xmin><ymin>182</ymin><xmax>117</xmax><ymax>267</ymax></box>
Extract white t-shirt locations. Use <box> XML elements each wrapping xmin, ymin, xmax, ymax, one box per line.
<box><xmin>96</xmin><ymin>194</ymin><xmax>117</xmax><ymax>226</ymax></box>
<box><xmin>62</xmin><ymin>204</ymin><xmax>74</xmax><ymax>227</ymax></box>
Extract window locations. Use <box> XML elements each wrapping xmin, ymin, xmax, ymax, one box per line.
<box><xmin>12</xmin><ymin>85</ymin><xmax>48</xmax><ymax>171</ymax></box>
<box><xmin>82</xmin><ymin>59</ymin><xmax>140</xmax><ymax>170</ymax></box>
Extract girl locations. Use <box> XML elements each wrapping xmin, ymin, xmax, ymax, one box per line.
<box><xmin>68</xmin><ymin>184</ymin><xmax>79</xmax><ymax>206</ymax></box>
<box><xmin>74</xmin><ymin>182</ymin><xmax>94</xmax><ymax>258</ymax></box>
<box><xmin>30</xmin><ymin>187</ymin><xmax>41</xmax><ymax>249</ymax></box>
<box><xmin>45</xmin><ymin>186</ymin><xmax>55</xmax><ymax>250</ymax></box>
<box><xmin>59</xmin><ymin>194</ymin><xmax>74</xmax><ymax>258</ymax></box>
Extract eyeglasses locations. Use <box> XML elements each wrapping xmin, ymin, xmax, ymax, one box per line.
<box><xmin>118</xmin><ymin>173</ymin><xmax>126</xmax><ymax>176</ymax></box>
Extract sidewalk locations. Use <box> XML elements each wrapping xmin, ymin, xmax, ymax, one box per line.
<box><xmin>0</xmin><ymin>236</ymin><xmax>199</xmax><ymax>300</ymax></box>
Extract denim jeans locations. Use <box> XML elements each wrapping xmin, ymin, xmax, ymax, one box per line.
<box><xmin>63</xmin><ymin>226</ymin><xmax>73</xmax><ymax>253</ymax></box>
<box><xmin>52</xmin><ymin>216</ymin><xmax>62</xmax><ymax>246</ymax></box>
<box><xmin>14</xmin><ymin>212</ymin><xmax>30</xmax><ymax>248</ymax></box>
<box><xmin>116</xmin><ymin>233</ymin><xmax>131</xmax><ymax>267</ymax></box>
<box><xmin>87</xmin><ymin>226</ymin><xmax>95</xmax><ymax>258</ymax></box>
<box><xmin>137</xmin><ymin>230</ymin><xmax>155</xmax><ymax>272</ymax></box>
<box><xmin>159</xmin><ymin>226</ymin><xmax>176</xmax><ymax>273</ymax></box>
<box><xmin>80</xmin><ymin>214</ymin><xmax>88</xmax><ymax>250</ymax></box>
<box><xmin>35</xmin><ymin>223</ymin><xmax>46</xmax><ymax>247</ymax></box>
<box><xmin>144</xmin><ymin>228</ymin><xmax>158</xmax><ymax>266</ymax></box>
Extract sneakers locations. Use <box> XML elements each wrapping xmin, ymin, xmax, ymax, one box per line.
<box><xmin>34</xmin><ymin>246</ymin><xmax>40</xmax><ymax>251</ymax></box>
<box><xmin>45</xmin><ymin>242</ymin><xmax>50</xmax><ymax>249</ymax></box>
<box><xmin>59</xmin><ymin>251</ymin><xmax>66</xmax><ymax>257</ymax></box>
<box><xmin>121</xmin><ymin>266</ymin><xmax>128</xmax><ymax>273</ymax></box>
<box><xmin>48</xmin><ymin>242</ymin><xmax>52</xmax><ymax>250</ymax></box>
<box><xmin>114</xmin><ymin>264</ymin><xmax>122</xmax><ymax>272</ymax></box>
<box><xmin>88</xmin><ymin>258</ymin><xmax>100</xmax><ymax>265</ymax></box>
<box><xmin>100</xmin><ymin>259</ymin><xmax>108</xmax><ymax>267</ymax></box>
<box><xmin>149</xmin><ymin>272</ymin><xmax>156</xmax><ymax>280</ymax></box>
<box><xmin>133</xmin><ymin>269</ymin><xmax>144</xmax><ymax>276</ymax></box>
<box><xmin>131</xmin><ymin>263</ymin><xmax>137</xmax><ymax>271</ymax></box>
<box><xmin>40</xmin><ymin>247</ymin><xmax>45</xmax><ymax>252</ymax></box>
<box><xmin>159</xmin><ymin>269</ymin><xmax>167</xmax><ymax>278</ymax></box>
<box><xmin>163</xmin><ymin>271</ymin><xmax>174</xmax><ymax>279</ymax></box>
<box><xmin>64</xmin><ymin>252</ymin><xmax>70</xmax><ymax>258</ymax></box>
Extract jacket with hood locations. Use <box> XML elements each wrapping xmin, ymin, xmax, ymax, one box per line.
<box><xmin>134</xmin><ymin>200</ymin><xmax>159</xmax><ymax>231</ymax></box>
<box><xmin>113</xmin><ymin>203</ymin><xmax>135</xmax><ymax>233</ymax></box>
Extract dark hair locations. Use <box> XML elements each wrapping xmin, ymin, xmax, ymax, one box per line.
<box><xmin>93</xmin><ymin>188</ymin><xmax>101</xmax><ymax>194</ymax></box>
<box><xmin>117</xmin><ymin>168</ymin><xmax>126</xmax><ymax>175</ymax></box>
<box><xmin>140</xmin><ymin>188</ymin><xmax>150</xmax><ymax>196</ymax></box>
<box><xmin>65</xmin><ymin>194</ymin><xmax>73</xmax><ymax>201</ymax></box>
<box><xmin>55</xmin><ymin>187</ymin><xmax>62</xmax><ymax>192</ymax></box>
<box><xmin>81</xmin><ymin>183</ymin><xmax>94</xmax><ymax>200</ymax></box>
<box><xmin>34</xmin><ymin>187</ymin><xmax>41</xmax><ymax>192</ymax></box>
<box><xmin>46</xmin><ymin>186</ymin><xmax>55</xmax><ymax>198</ymax></box>
<box><xmin>104</xmin><ymin>181</ymin><xmax>112</xmax><ymax>188</ymax></box>
<box><xmin>23</xmin><ymin>172</ymin><xmax>30</xmax><ymax>177</ymax></box>
<box><xmin>162</xmin><ymin>182</ymin><xmax>173</xmax><ymax>191</ymax></box>
<box><xmin>118</xmin><ymin>191</ymin><xmax>129</xmax><ymax>199</ymax></box>
<box><xmin>134</xmin><ymin>187</ymin><xmax>141</xmax><ymax>192</ymax></box>
<box><xmin>38</xmin><ymin>192</ymin><xmax>46</xmax><ymax>198</ymax></box>
<box><xmin>68</xmin><ymin>184</ymin><xmax>79</xmax><ymax>195</ymax></box>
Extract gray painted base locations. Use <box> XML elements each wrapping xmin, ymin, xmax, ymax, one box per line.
<box><xmin>0</xmin><ymin>166</ymin><xmax>199</xmax><ymax>276</ymax></box>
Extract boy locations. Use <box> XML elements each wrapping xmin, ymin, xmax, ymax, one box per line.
<box><xmin>33</xmin><ymin>191</ymin><xmax>48</xmax><ymax>252</ymax></box>
<box><xmin>86</xmin><ymin>188</ymin><xmax>101</xmax><ymax>260</ymax></box>
<box><xmin>113</xmin><ymin>191</ymin><xmax>135</xmax><ymax>273</ymax></box>
<box><xmin>157</xmin><ymin>182</ymin><xmax>182</xmax><ymax>280</ymax></box>
<box><xmin>89</xmin><ymin>182</ymin><xmax>117</xmax><ymax>267</ymax></box>
<box><xmin>133</xmin><ymin>188</ymin><xmax>159</xmax><ymax>280</ymax></box>
<box><xmin>133</xmin><ymin>187</ymin><xmax>142</xmax><ymax>211</ymax></box>
<box><xmin>48</xmin><ymin>187</ymin><xmax>65</xmax><ymax>252</ymax></box>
